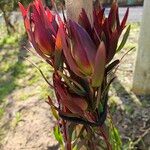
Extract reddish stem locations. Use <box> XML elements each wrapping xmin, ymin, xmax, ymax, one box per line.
<box><xmin>62</xmin><ymin>120</ymin><xmax>72</xmax><ymax>150</ymax></box>
<box><xmin>99</xmin><ymin>126</ymin><xmax>112</xmax><ymax>150</ymax></box>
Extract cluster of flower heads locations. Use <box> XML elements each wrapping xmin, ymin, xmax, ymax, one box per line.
<box><xmin>19</xmin><ymin>0</ymin><xmax>129</xmax><ymax>126</ymax></box>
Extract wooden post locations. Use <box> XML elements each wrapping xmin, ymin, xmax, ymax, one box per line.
<box><xmin>132</xmin><ymin>0</ymin><xmax>150</xmax><ymax>95</ymax></box>
<box><xmin>65</xmin><ymin>0</ymin><xmax>93</xmax><ymax>24</ymax></box>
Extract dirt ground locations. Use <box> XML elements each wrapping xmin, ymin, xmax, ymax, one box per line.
<box><xmin>110</xmin><ymin>23</ymin><xmax>150</xmax><ymax>149</ymax></box>
<box><xmin>0</xmin><ymin>96</ymin><xmax>58</xmax><ymax>150</ymax></box>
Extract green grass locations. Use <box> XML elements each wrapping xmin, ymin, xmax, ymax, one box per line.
<box><xmin>0</xmin><ymin>23</ymin><xmax>53</xmax><ymax>116</ymax></box>
<box><xmin>0</xmin><ymin>35</ymin><xmax>18</xmax><ymax>47</ymax></box>
<box><xmin>12</xmin><ymin>112</ymin><xmax>22</xmax><ymax>127</ymax></box>
<box><xmin>0</xmin><ymin>108</ymin><xmax>4</xmax><ymax>119</ymax></box>
<box><xmin>0</xmin><ymin>25</ymin><xmax>53</xmax><ymax>143</ymax></box>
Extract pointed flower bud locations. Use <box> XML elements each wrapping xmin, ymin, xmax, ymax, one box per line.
<box><xmin>19</xmin><ymin>0</ymin><xmax>60</xmax><ymax>57</ymax></box>
<box><xmin>69</xmin><ymin>20</ymin><xmax>97</xmax><ymax>76</ymax></box>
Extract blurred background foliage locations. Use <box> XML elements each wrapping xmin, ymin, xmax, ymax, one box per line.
<box><xmin>0</xmin><ymin>0</ymin><xmax>65</xmax><ymax>35</ymax></box>
<box><xmin>0</xmin><ymin>0</ymin><xmax>32</xmax><ymax>34</ymax></box>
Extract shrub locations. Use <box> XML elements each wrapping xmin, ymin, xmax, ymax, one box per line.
<box><xmin>19</xmin><ymin>0</ymin><xmax>130</xmax><ymax>149</ymax></box>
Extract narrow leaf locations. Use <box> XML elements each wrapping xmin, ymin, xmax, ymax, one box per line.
<box><xmin>102</xmin><ymin>77</ymin><xmax>116</xmax><ymax>98</ymax></box>
<box><xmin>24</xmin><ymin>57</ymin><xmax>54</xmax><ymax>88</ymax></box>
<box><xmin>92</xmin><ymin>42</ymin><xmax>106</xmax><ymax>87</ymax></box>
<box><xmin>53</xmin><ymin>126</ymin><xmax>63</xmax><ymax>145</ymax></box>
<box><xmin>54</xmin><ymin>26</ymin><xmax>62</xmax><ymax>69</ymax></box>
<box><xmin>106</xmin><ymin>59</ymin><xmax>120</xmax><ymax>73</ymax></box>
<box><xmin>59</xmin><ymin>23</ymin><xmax>84</xmax><ymax>77</ymax></box>
<box><xmin>57</xmin><ymin>71</ymin><xmax>86</xmax><ymax>96</ymax></box>
<box><xmin>116</xmin><ymin>25</ymin><xmax>131</xmax><ymax>52</ymax></box>
<box><xmin>121</xmin><ymin>8</ymin><xmax>129</xmax><ymax>29</ymax></box>
<box><xmin>107</xmin><ymin>30</ymin><xmax>119</xmax><ymax>63</ymax></box>
<box><xmin>98</xmin><ymin>102</ymin><xmax>103</xmax><ymax>114</ymax></box>
<box><xmin>47</xmin><ymin>96</ymin><xmax>59</xmax><ymax>120</ymax></box>
<box><xmin>68</xmin><ymin>123</ymin><xmax>76</xmax><ymax>140</ymax></box>
<box><xmin>113</xmin><ymin>127</ymin><xmax>122</xmax><ymax>146</ymax></box>
<box><xmin>108</xmin><ymin>2</ymin><xmax>118</xmax><ymax>31</ymax></box>
<box><xmin>18</xmin><ymin>2</ymin><xmax>27</xmax><ymax>18</ymax></box>
<box><xmin>78</xmin><ymin>9</ymin><xmax>92</xmax><ymax>36</ymax></box>
<box><xmin>55</xmin><ymin>81</ymin><xmax>86</xmax><ymax>114</ymax></box>
<box><xmin>96</xmin><ymin>86</ymin><xmax>102</xmax><ymax>112</ymax></box>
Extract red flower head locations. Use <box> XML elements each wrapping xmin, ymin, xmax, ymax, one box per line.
<box><xmin>79</xmin><ymin>2</ymin><xmax>129</xmax><ymax>63</ymax></box>
<box><xmin>19</xmin><ymin>0</ymin><xmax>61</xmax><ymax>58</ymax></box>
<box><xmin>60</xmin><ymin>20</ymin><xmax>106</xmax><ymax>87</ymax></box>
<box><xmin>19</xmin><ymin>0</ymin><xmax>130</xmax><ymax>130</ymax></box>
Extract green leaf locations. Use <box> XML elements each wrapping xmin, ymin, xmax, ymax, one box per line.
<box><xmin>53</xmin><ymin>126</ymin><xmax>63</xmax><ymax>145</ymax></box>
<box><xmin>98</xmin><ymin>102</ymin><xmax>103</xmax><ymax>114</ymax></box>
<box><xmin>108</xmin><ymin>117</ymin><xmax>122</xmax><ymax>149</ymax></box>
<box><xmin>58</xmin><ymin>71</ymin><xmax>86</xmax><ymax>96</ymax></box>
<box><xmin>95</xmin><ymin>86</ymin><xmax>102</xmax><ymax>110</ymax></box>
<box><xmin>24</xmin><ymin>57</ymin><xmax>54</xmax><ymax>88</ymax></box>
<box><xmin>51</xmin><ymin>106</ymin><xmax>59</xmax><ymax>120</ymax></box>
<box><xmin>102</xmin><ymin>77</ymin><xmax>116</xmax><ymax>98</ymax></box>
<box><xmin>47</xmin><ymin>96</ymin><xmax>59</xmax><ymax>120</ymax></box>
<box><xmin>113</xmin><ymin>127</ymin><xmax>122</xmax><ymax>147</ymax></box>
<box><xmin>72</xmin><ymin>145</ymin><xmax>78</xmax><ymax>150</ymax></box>
<box><xmin>92</xmin><ymin>42</ymin><xmax>106</xmax><ymax>87</ymax></box>
<box><xmin>68</xmin><ymin>123</ymin><xmax>76</xmax><ymax>140</ymax></box>
<box><xmin>106</xmin><ymin>59</ymin><xmax>120</xmax><ymax>73</ymax></box>
<box><xmin>54</xmin><ymin>49</ymin><xmax>62</xmax><ymax>70</ymax></box>
<box><xmin>116</xmin><ymin>25</ymin><xmax>131</xmax><ymax>52</ymax></box>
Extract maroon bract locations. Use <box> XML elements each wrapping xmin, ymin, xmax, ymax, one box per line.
<box><xmin>79</xmin><ymin>3</ymin><xmax>129</xmax><ymax>63</ymax></box>
<box><xmin>19</xmin><ymin>0</ymin><xmax>60</xmax><ymax>58</ymax></box>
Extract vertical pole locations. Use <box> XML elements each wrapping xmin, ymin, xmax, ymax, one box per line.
<box><xmin>65</xmin><ymin>0</ymin><xmax>93</xmax><ymax>24</ymax></box>
<box><xmin>132</xmin><ymin>0</ymin><xmax>150</xmax><ymax>94</ymax></box>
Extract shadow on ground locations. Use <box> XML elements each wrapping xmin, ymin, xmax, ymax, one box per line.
<box><xmin>47</xmin><ymin>144</ymin><xmax>59</xmax><ymax>150</ymax></box>
<box><xmin>112</xmin><ymin>76</ymin><xmax>134</xmax><ymax>102</ymax></box>
<box><xmin>0</xmin><ymin>34</ymin><xmax>28</xmax><ymax>103</ymax></box>
<box><xmin>111</xmin><ymin>76</ymin><xmax>150</xmax><ymax>149</ymax></box>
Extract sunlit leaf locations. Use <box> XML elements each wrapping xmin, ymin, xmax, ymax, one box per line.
<box><xmin>47</xmin><ymin>96</ymin><xmax>59</xmax><ymax>120</ymax></box>
<box><xmin>58</xmin><ymin>71</ymin><xmax>86</xmax><ymax>96</ymax></box>
<box><xmin>116</xmin><ymin>25</ymin><xmax>131</xmax><ymax>52</ymax></box>
<box><xmin>59</xmin><ymin>23</ymin><xmax>84</xmax><ymax>77</ymax></box>
<box><xmin>92</xmin><ymin>42</ymin><xmax>106</xmax><ymax>87</ymax></box>
<box><xmin>69</xmin><ymin>20</ymin><xmax>97</xmax><ymax>75</ymax></box>
<box><xmin>106</xmin><ymin>59</ymin><xmax>120</xmax><ymax>73</ymax></box>
<box><xmin>53</xmin><ymin>126</ymin><xmax>64</xmax><ymax>145</ymax></box>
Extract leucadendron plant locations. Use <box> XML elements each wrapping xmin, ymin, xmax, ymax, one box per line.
<box><xmin>19</xmin><ymin>0</ymin><xmax>130</xmax><ymax>149</ymax></box>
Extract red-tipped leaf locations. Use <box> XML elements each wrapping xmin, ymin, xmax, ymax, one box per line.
<box><xmin>92</xmin><ymin>42</ymin><xmax>106</xmax><ymax>87</ymax></box>
<box><xmin>121</xmin><ymin>8</ymin><xmax>129</xmax><ymax>29</ymax></box>
<box><xmin>59</xmin><ymin>23</ymin><xmax>84</xmax><ymax>77</ymax></box>
<box><xmin>78</xmin><ymin>9</ymin><xmax>92</xmax><ymax>36</ymax></box>
<box><xmin>69</xmin><ymin>20</ymin><xmax>97</xmax><ymax>75</ymax></box>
